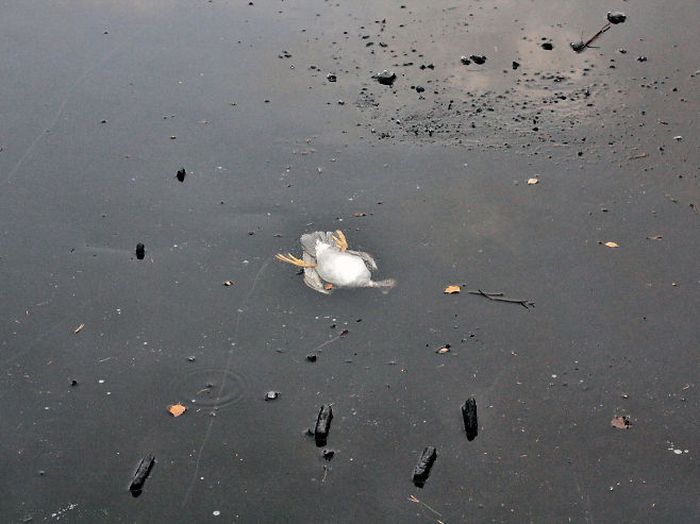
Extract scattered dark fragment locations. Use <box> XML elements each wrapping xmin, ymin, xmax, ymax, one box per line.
<box><xmin>469</xmin><ymin>54</ymin><xmax>486</xmax><ymax>65</ymax></box>
<box><xmin>412</xmin><ymin>446</ymin><xmax>437</xmax><ymax>488</ymax></box>
<box><xmin>326</xmin><ymin>73</ymin><xmax>337</xmax><ymax>82</ymax></box>
<box><xmin>459</xmin><ymin>56</ymin><xmax>471</xmax><ymax>65</ymax></box>
<box><xmin>637</xmin><ymin>56</ymin><xmax>648</xmax><ymax>62</ymax></box>
<box><xmin>265</xmin><ymin>391</ymin><xmax>280</xmax><ymax>401</ymax></box>
<box><xmin>541</xmin><ymin>42</ymin><xmax>554</xmax><ymax>50</ymax></box>
<box><xmin>607</xmin><ymin>11</ymin><xmax>627</xmax><ymax>24</ymax></box>
<box><xmin>415</xmin><ymin>86</ymin><xmax>425</xmax><ymax>93</ymax></box>
<box><xmin>70</xmin><ymin>379</ymin><xmax>78</xmax><ymax>387</ymax></box>
<box><xmin>176</xmin><ymin>168</ymin><xmax>186</xmax><ymax>182</ymax></box>
<box><xmin>314</xmin><ymin>404</ymin><xmax>333</xmax><ymax>447</ymax></box>
<box><xmin>129</xmin><ymin>455</ymin><xmax>155</xmax><ymax>497</ymax></box>
<box><xmin>376</xmin><ymin>70</ymin><xmax>397</xmax><ymax>86</ymax></box>
<box><xmin>322</xmin><ymin>449</ymin><xmax>335</xmax><ymax>461</ymax></box>
<box><xmin>462</xmin><ymin>397</ymin><xmax>478</xmax><ymax>441</ymax></box>
<box><xmin>306</xmin><ymin>354</ymin><xmax>317</xmax><ymax>362</ymax></box>
<box><xmin>340</xmin><ymin>329</ymin><xmax>349</xmax><ymax>336</ymax></box>
<box><xmin>512</xmin><ymin>61</ymin><xmax>520</xmax><ymax>70</ymax></box>
<box><xmin>135</xmin><ymin>243</ymin><xmax>145</xmax><ymax>260</ymax></box>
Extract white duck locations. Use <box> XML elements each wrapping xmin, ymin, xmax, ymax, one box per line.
<box><xmin>275</xmin><ymin>230</ymin><xmax>395</xmax><ymax>294</ymax></box>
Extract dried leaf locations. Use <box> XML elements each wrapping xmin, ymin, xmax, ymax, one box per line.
<box><xmin>604</xmin><ymin>241</ymin><xmax>619</xmax><ymax>248</ymax></box>
<box><xmin>436</xmin><ymin>344</ymin><xmax>451</xmax><ymax>354</ymax></box>
<box><xmin>443</xmin><ymin>285</ymin><xmax>461</xmax><ymax>294</ymax></box>
<box><xmin>223</xmin><ymin>280</ymin><xmax>235</xmax><ymax>286</ymax></box>
<box><xmin>352</xmin><ymin>212</ymin><xmax>367</xmax><ymax>217</ymax></box>
<box><xmin>610</xmin><ymin>415</ymin><xmax>631</xmax><ymax>429</ymax></box>
<box><xmin>527</xmin><ymin>178</ymin><xmax>539</xmax><ymax>185</ymax></box>
<box><xmin>167</xmin><ymin>403</ymin><xmax>187</xmax><ymax>417</ymax></box>
<box><xmin>73</xmin><ymin>323</ymin><xmax>85</xmax><ymax>334</ymax></box>
<box><xmin>646</xmin><ymin>235</ymin><xmax>663</xmax><ymax>240</ymax></box>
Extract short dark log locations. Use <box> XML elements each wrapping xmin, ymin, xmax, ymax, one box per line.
<box><xmin>314</xmin><ymin>405</ymin><xmax>333</xmax><ymax>447</ymax></box>
<box><xmin>129</xmin><ymin>455</ymin><xmax>155</xmax><ymax>497</ymax></box>
<box><xmin>462</xmin><ymin>397</ymin><xmax>478</xmax><ymax>441</ymax></box>
<box><xmin>412</xmin><ymin>446</ymin><xmax>437</xmax><ymax>487</ymax></box>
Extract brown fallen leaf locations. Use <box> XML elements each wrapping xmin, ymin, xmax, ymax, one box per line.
<box><xmin>443</xmin><ymin>285</ymin><xmax>461</xmax><ymax>294</ymax></box>
<box><xmin>73</xmin><ymin>323</ymin><xmax>85</xmax><ymax>334</ymax></box>
<box><xmin>223</xmin><ymin>280</ymin><xmax>235</xmax><ymax>286</ymax></box>
<box><xmin>527</xmin><ymin>177</ymin><xmax>539</xmax><ymax>185</ymax></box>
<box><xmin>167</xmin><ymin>403</ymin><xmax>187</xmax><ymax>417</ymax></box>
<box><xmin>436</xmin><ymin>344</ymin><xmax>451</xmax><ymax>354</ymax></box>
<box><xmin>646</xmin><ymin>235</ymin><xmax>663</xmax><ymax>240</ymax></box>
<box><xmin>604</xmin><ymin>241</ymin><xmax>619</xmax><ymax>248</ymax></box>
<box><xmin>610</xmin><ymin>415</ymin><xmax>631</xmax><ymax>429</ymax></box>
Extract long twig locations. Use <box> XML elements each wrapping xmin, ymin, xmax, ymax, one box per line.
<box><xmin>467</xmin><ymin>289</ymin><xmax>534</xmax><ymax>310</ymax></box>
<box><xmin>408</xmin><ymin>494</ymin><xmax>445</xmax><ymax>522</ymax></box>
<box><xmin>572</xmin><ymin>22</ymin><xmax>611</xmax><ymax>53</ymax></box>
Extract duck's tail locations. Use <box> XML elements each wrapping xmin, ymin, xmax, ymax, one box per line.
<box><xmin>369</xmin><ymin>278</ymin><xmax>396</xmax><ymax>289</ymax></box>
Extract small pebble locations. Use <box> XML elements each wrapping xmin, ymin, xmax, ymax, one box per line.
<box><xmin>607</xmin><ymin>11</ymin><xmax>627</xmax><ymax>24</ymax></box>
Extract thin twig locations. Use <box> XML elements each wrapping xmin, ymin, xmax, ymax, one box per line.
<box><xmin>572</xmin><ymin>22</ymin><xmax>612</xmax><ymax>53</ymax></box>
<box><xmin>408</xmin><ymin>494</ymin><xmax>444</xmax><ymax>520</ymax></box>
<box><xmin>468</xmin><ymin>290</ymin><xmax>534</xmax><ymax>310</ymax></box>
<box><xmin>466</xmin><ymin>290</ymin><xmax>504</xmax><ymax>297</ymax></box>
<box><xmin>584</xmin><ymin>22</ymin><xmax>611</xmax><ymax>48</ymax></box>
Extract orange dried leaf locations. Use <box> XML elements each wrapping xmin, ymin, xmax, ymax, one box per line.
<box><xmin>444</xmin><ymin>285</ymin><xmax>461</xmax><ymax>294</ymax></box>
<box><xmin>611</xmin><ymin>415</ymin><xmax>631</xmax><ymax>429</ymax></box>
<box><xmin>167</xmin><ymin>403</ymin><xmax>187</xmax><ymax>417</ymax></box>
<box><xmin>527</xmin><ymin>178</ymin><xmax>539</xmax><ymax>185</ymax></box>
<box><xmin>604</xmin><ymin>242</ymin><xmax>619</xmax><ymax>248</ymax></box>
<box><xmin>436</xmin><ymin>345</ymin><xmax>451</xmax><ymax>354</ymax></box>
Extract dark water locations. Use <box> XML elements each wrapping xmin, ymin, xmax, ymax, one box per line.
<box><xmin>1</xmin><ymin>1</ymin><xmax>698</xmax><ymax>522</ymax></box>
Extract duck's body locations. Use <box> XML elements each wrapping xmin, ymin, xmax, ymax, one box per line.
<box><xmin>276</xmin><ymin>230</ymin><xmax>395</xmax><ymax>294</ymax></box>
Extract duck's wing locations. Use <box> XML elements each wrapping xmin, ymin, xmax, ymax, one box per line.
<box><xmin>302</xmin><ymin>253</ymin><xmax>331</xmax><ymax>294</ymax></box>
<box><xmin>300</xmin><ymin>231</ymin><xmax>336</xmax><ymax>257</ymax></box>
<box><xmin>347</xmin><ymin>250</ymin><xmax>378</xmax><ymax>271</ymax></box>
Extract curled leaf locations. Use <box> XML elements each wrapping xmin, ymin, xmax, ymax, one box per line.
<box><xmin>604</xmin><ymin>242</ymin><xmax>619</xmax><ymax>248</ymax></box>
<box><xmin>223</xmin><ymin>280</ymin><xmax>235</xmax><ymax>286</ymax></box>
<box><xmin>436</xmin><ymin>344</ymin><xmax>451</xmax><ymax>354</ymax></box>
<box><xmin>611</xmin><ymin>415</ymin><xmax>631</xmax><ymax>429</ymax></box>
<box><xmin>167</xmin><ymin>403</ymin><xmax>187</xmax><ymax>417</ymax></box>
<box><xmin>527</xmin><ymin>178</ymin><xmax>539</xmax><ymax>185</ymax></box>
<box><xmin>73</xmin><ymin>323</ymin><xmax>85</xmax><ymax>334</ymax></box>
<box><xmin>444</xmin><ymin>285</ymin><xmax>461</xmax><ymax>294</ymax></box>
